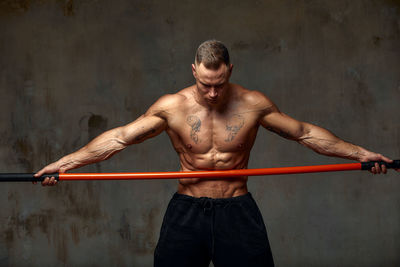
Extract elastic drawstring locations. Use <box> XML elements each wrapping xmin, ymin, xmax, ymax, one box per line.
<box><xmin>202</xmin><ymin>198</ymin><xmax>214</xmax><ymax>213</ymax></box>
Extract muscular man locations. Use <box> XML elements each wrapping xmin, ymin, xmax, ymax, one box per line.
<box><xmin>36</xmin><ymin>40</ymin><xmax>393</xmax><ymax>267</ymax></box>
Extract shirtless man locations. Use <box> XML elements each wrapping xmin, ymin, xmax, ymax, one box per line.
<box><xmin>36</xmin><ymin>40</ymin><xmax>393</xmax><ymax>267</ymax></box>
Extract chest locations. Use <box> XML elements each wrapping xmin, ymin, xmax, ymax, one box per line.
<box><xmin>167</xmin><ymin>109</ymin><xmax>260</xmax><ymax>153</ymax></box>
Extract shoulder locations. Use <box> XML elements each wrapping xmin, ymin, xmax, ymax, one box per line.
<box><xmin>153</xmin><ymin>92</ymin><xmax>187</xmax><ymax>107</ymax></box>
<box><xmin>145</xmin><ymin>86</ymin><xmax>193</xmax><ymax>116</ymax></box>
<box><xmin>233</xmin><ymin>85</ymin><xmax>278</xmax><ymax>115</ymax></box>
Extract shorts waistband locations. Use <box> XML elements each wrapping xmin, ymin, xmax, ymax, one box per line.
<box><xmin>172</xmin><ymin>192</ymin><xmax>252</xmax><ymax>204</ymax></box>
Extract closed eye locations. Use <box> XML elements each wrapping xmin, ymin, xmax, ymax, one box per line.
<box><xmin>200</xmin><ymin>82</ymin><xmax>211</xmax><ymax>88</ymax></box>
<box><xmin>200</xmin><ymin>82</ymin><xmax>224</xmax><ymax>88</ymax></box>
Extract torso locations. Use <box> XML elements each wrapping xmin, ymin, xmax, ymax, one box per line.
<box><xmin>161</xmin><ymin>84</ymin><xmax>265</xmax><ymax>198</ymax></box>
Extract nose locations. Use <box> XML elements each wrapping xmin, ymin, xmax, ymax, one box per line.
<box><xmin>209</xmin><ymin>87</ymin><xmax>218</xmax><ymax>98</ymax></box>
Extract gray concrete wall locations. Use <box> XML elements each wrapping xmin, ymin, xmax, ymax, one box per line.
<box><xmin>0</xmin><ymin>0</ymin><xmax>399</xmax><ymax>266</ymax></box>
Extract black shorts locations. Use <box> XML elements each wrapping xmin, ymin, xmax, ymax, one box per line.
<box><xmin>154</xmin><ymin>192</ymin><xmax>274</xmax><ymax>267</ymax></box>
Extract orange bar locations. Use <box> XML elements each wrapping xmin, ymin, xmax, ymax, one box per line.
<box><xmin>59</xmin><ymin>162</ymin><xmax>362</xmax><ymax>181</ymax></box>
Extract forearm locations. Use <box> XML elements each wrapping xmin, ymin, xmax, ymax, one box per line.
<box><xmin>56</xmin><ymin>128</ymin><xmax>128</xmax><ymax>171</ymax></box>
<box><xmin>298</xmin><ymin>123</ymin><xmax>369</xmax><ymax>161</ymax></box>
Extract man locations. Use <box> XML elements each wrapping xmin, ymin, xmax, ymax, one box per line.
<box><xmin>36</xmin><ymin>40</ymin><xmax>394</xmax><ymax>267</ymax></box>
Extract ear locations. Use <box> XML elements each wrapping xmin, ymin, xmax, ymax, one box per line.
<box><xmin>191</xmin><ymin>64</ymin><xmax>197</xmax><ymax>78</ymax></box>
<box><xmin>227</xmin><ymin>64</ymin><xmax>233</xmax><ymax>78</ymax></box>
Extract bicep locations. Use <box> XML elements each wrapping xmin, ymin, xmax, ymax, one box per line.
<box><xmin>117</xmin><ymin>93</ymin><xmax>183</xmax><ymax>145</ymax></box>
<box><xmin>118</xmin><ymin>114</ymin><xmax>167</xmax><ymax>145</ymax></box>
<box><xmin>260</xmin><ymin>108</ymin><xmax>308</xmax><ymax>140</ymax></box>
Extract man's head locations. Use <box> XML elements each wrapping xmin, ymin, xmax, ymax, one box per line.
<box><xmin>194</xmin><ymin>40</ymin><xmax>230</xmax><ymax>69</ymax></box>
<box><xmin>192</xmin><ymin>40</ymin><xmax>233</xmax><ymax>106</ymax></box>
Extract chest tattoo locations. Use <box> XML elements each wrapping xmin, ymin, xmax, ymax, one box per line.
<box><xmin>186</xmin><ymin>115</ymin><xmax>201</xmax><ymax>144</ymax></box>
<box><xmin>225</xmin><ymin>114</ymin><xmax>245</xmax><ymax>142</ymax></box>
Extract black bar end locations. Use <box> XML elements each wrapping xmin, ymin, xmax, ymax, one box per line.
<box><xmin>0</xmin><ymin>173</ymin><xmax>59</xmax><ymax>182</ymax></box>
<box><xmin>361</xmin><ymin>160</ymin><xmax>400</xmax><ymax>170</ymax></box>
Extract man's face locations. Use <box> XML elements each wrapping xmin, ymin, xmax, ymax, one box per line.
<box><xmin>192</xmin><ymin>62</ymin><xmax>233</xmax><ymax>105</ymax></box>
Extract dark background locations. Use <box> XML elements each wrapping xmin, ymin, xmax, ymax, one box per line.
<box><xmin>0</xmin><ymin>0</ymin><xmax>399</xmax><ymax>266</ymax></box>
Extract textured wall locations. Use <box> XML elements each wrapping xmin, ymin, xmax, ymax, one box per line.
<box><xmin>0</xmin><ymin>0</ymin><xmax>399</xmax><ymax>266</ymax></box>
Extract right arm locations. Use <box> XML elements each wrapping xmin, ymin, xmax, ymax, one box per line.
<box><xmin>35</xmin><ymin>94</ymin><xmax>180</xmax><ymax>185</ymax></box>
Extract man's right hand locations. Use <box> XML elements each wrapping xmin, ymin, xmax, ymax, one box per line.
<box><xmin>34</xmin><ymin>161</ymin><xmax>62</xmax><ymax>186</ymax></box>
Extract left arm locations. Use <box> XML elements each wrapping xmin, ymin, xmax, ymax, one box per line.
<box><xmin>258</xmin><ymin>98</ymin><xmax>393</xmax><ymax>174</ymax></box>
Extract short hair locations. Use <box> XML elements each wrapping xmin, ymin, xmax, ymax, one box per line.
<box><xmin>195</xmin><ymin>40</ymin><xmax>230</xmax><ymax>69</ymax></box>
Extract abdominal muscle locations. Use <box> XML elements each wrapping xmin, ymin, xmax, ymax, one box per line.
<box><xmin>177</xmin><ymin>177</ymin><xmax>248</xmax><ymax>198</ymax></box>
<box><xmin>176</xmin><ymin>151</ymin><xmax>250</xmax><ymax>198</ymax></box>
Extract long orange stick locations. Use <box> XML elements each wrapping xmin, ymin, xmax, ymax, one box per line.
<box><xmin>0</xmin><ymin>160</ymin><xmax>398</xmax><ymax>182</ymax></box>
